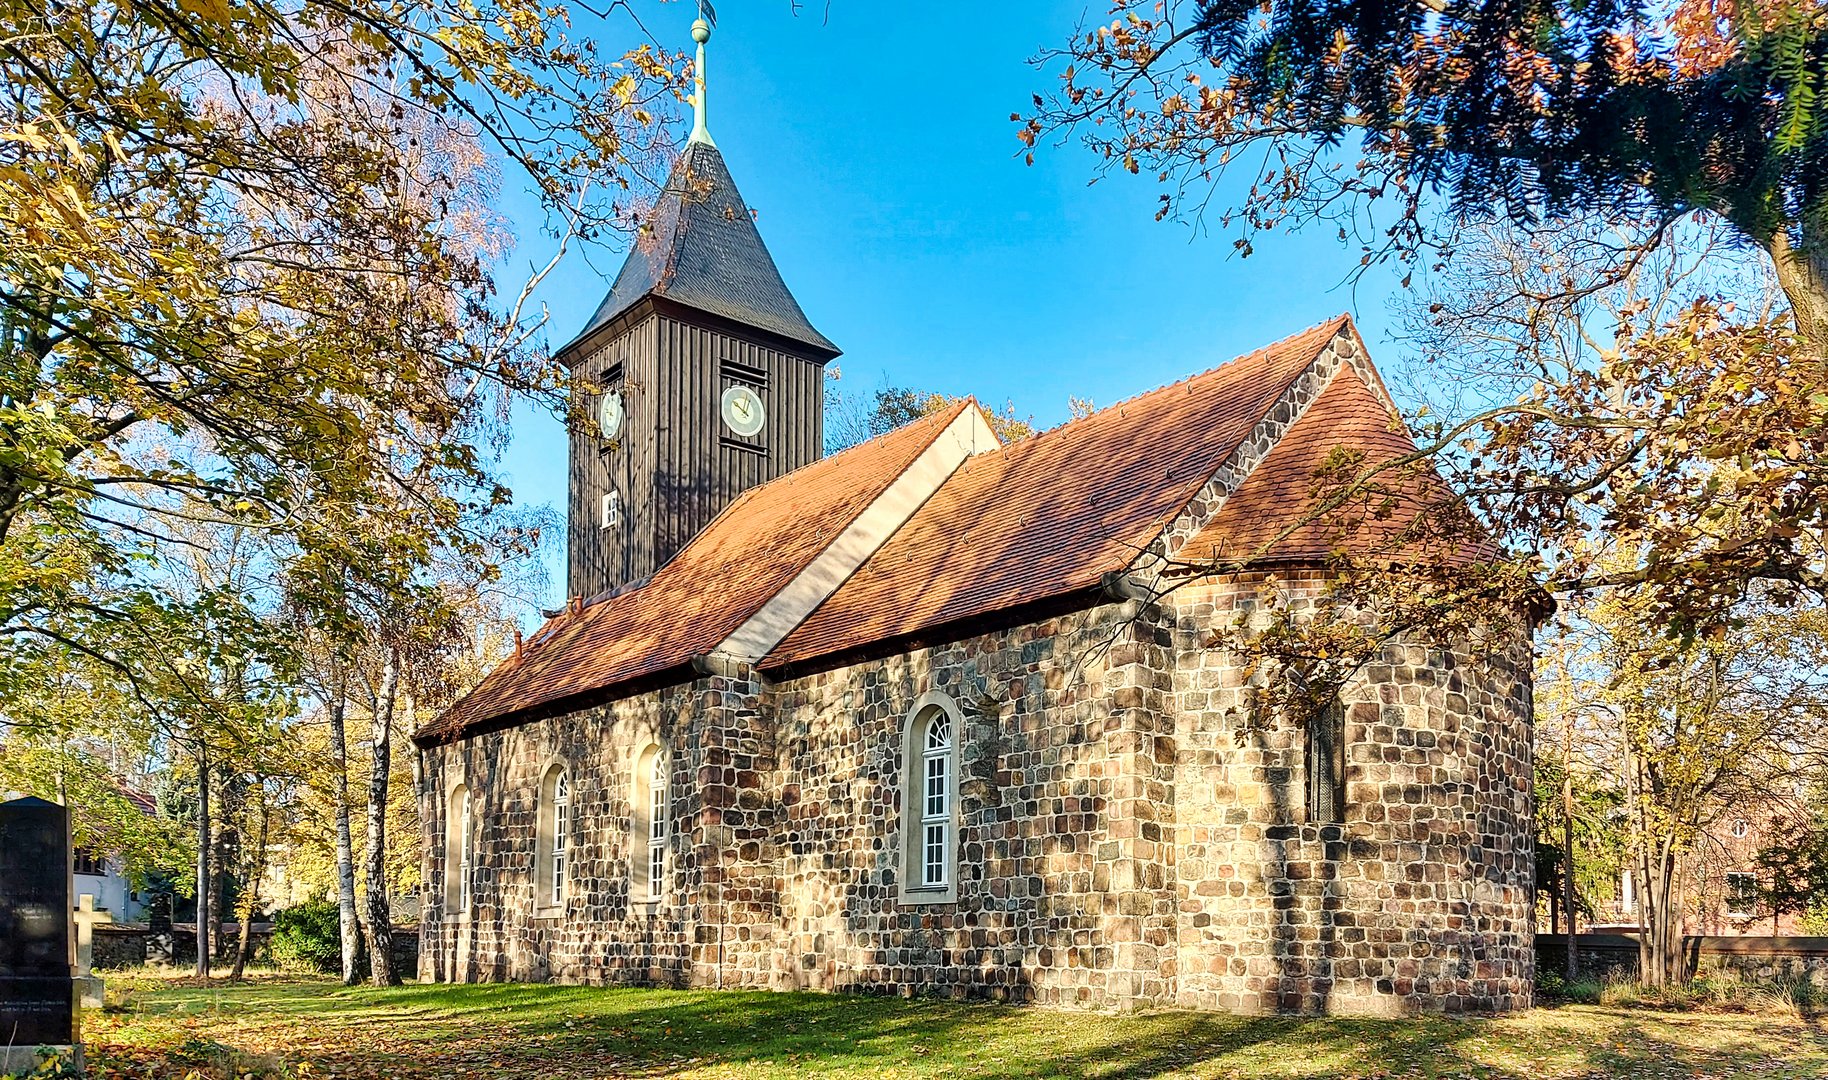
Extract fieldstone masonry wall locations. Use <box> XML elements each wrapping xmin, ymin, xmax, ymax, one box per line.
<box><xmin>420</xmin><ymin>577</ymin><xmax>1534</xmax><ymax>1015</ymax></box>
<box><xmin>1169</xmin><ymin>574</ymin><xmax>1535</xmax><ymax>1015</ymax></box>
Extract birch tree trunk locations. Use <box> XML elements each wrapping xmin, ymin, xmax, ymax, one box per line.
<box><xmin>329</xmin><ymin>681</ymin><xmax>362</xmax><ymax>984</ymax></box>
<box><xmin>363</xmin><ymin>647</ymin><xmax>400</xmax><ymax>986</ymax></box>
<box><xmin>194</xmin><ymin>743</ymin><xmax>211</xmax><ymax>978</ymax></box>
<box><xmin>1562</xmin><ymin>721</ymin><xmax>1578</xmax><ymax>980</ymax></box>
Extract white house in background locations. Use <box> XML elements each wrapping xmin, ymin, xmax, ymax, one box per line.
<box><xmin>72</xmin><ymin>785</ymin><xmax>158</xmax><ymax>923</ymax></box>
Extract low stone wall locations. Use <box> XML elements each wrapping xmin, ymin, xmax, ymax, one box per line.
<box><xmin>1536</xmin><ymin>933</ymin><xmax>1828</xmax><ymax>986</ymax></box>
<box><xmin>92</xmin><ymin>925</ymin><xmax>155</xmax><ymax>970</ymax></box>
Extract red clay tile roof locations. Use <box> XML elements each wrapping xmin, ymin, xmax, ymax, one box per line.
<box><xmin>1179</xmin><ymin>362</ymin><xmax>1489</xmax><ymax>568</ymax></box>
<box><xmin>419</xmin><ymin>314</ymin><xmax>1471</xmax><ymax>742</ymax></box>
<box><xmin>418</xmin><ymin>402</ymin><xmax>974</xmax><ymax>743</ymax></box>
<box><xmin>759</xmin><ymin>317</ymin><xmax>1351</xmax><ymax>671</ymax></box>
<box><xmin>116</xmin><ymin>784</ymin><xmax>157</xmax><ymax>818</ymax></box>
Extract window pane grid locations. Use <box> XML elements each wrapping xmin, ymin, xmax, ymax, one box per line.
<box><xmin>919</xmin><ymin>715</ymin><xmax>952</xmax><ymax>889</ymax></box>
<box><xmin>647</xmin><ymin>754</ymin><xmax>667</xmax><ymax>900</ymax></box>
<box><xmin>551</xmin><ymin>774</ymin><xmax>569</xmax><ymax>905</ymax></box>
<box><xmin>458</xmin><ymin>791</ymin><xmax>473</xmax><ymax>912</ymax></box>
<box><xmin>1726</xmin><ymin>872</ymin><xmax>1756</xmax><ymax>915</ymax></box>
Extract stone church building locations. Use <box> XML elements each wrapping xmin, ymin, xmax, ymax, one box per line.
<box><xmin>412</xmin><ymin>20</ymin><xmax>1535</xmax><ymax>1017</ymax></box>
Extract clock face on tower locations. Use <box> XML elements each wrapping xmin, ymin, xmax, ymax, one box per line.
<box><xmin>596</xmin><ymin>390</ymin><xmax>625</xmax><ymax>442</ymax></box>
<box><xmin>720</xmin><ymin>384</ymin><xmax>765</xmax><ymax>437</ymax></box>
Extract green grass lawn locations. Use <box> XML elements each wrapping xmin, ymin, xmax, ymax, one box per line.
<box><xmin>66</xmin><ymin>972</ymin><xmax>1828</xmax><ymax>1079</ymax></box>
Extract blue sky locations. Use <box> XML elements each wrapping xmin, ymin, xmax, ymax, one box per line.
<box><xmin>496</xmin><ymin>2</ymin><xmax>1409</xmax><ymax>604</ymax></box>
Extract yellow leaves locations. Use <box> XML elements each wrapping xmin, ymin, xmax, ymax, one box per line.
<box><xmin>174</xmin><ymin>0</ymin><xmax>237</xmax><ymax>28</ymax></box>
<box><xmin>2</xmin><ymin>123</ymin><xmax>56</xmax><ymax>152</ymax></box>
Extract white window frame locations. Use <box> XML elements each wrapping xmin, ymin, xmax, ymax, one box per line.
<box><xmin>899</xmin><ymin>692</ymin><xmax>962</xmax><ymax>905</ymax></box>
<box><xmin>600</xmin><ymin>490</ymin><xmax>620</xmax><ymax>530</ymax></box>
<box><xmin>553</xmin><ymin>773</ymin><xmax>570</xmax><ymax>904</ymax></box>
<box><xmin>921</xmin><ymin>715</ymin><xmax>953</xmax><ymax>889</ymax></box>
<box><xmin>534</xmin><ymin>764</ymin><xmax>570</xmax><ymax>913</ymax></box>
<box><xmin>445</xmin><ymin>783</ymin><xmax>472</xmax><ymax>915</ymax></box>
<box><xmin>648</xmin><ymin>752</ymin><xmax>667</xmax><ymax>899</ymax></box>
<box><xmin>631</xmin><ymin>742</ymin><xmax>668</xmax><ymax>906</ymax></box>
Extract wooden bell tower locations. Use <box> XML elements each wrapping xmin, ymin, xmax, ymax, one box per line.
<box><xmin>554</xmin><ymin>15</ymin><xmax>839</xmax><ymax>602</ymax></box>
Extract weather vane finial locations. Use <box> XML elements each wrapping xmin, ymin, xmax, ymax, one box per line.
<box><xmin>688</xmin><ymin>2</ymin><xmax>716</xmax><ymax>148</ymax></box>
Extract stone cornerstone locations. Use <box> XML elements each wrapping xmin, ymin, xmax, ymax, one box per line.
<box><xmin>418</xmin><ymin>572</ymin><xmax>1534</xmax><ymax>1016</ymax></box>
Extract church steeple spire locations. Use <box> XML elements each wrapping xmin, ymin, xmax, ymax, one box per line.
<box><xmin>688</xmin><ymin>13</ymin><xmax>714</xmax><ymax>148</ymax></box>
<box><xmin>555</xmin><ymin>6</ymin><xmax>834</xmax><ymax>361</ymax></box>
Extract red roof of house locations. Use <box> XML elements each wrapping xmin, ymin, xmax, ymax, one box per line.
<box><xmin>1179</xmin><ymin>363</ymin><xmax>1493</xmax><ymax>568</ymax></box>
<box><xmin>760</xmin><ymin>317</ymin><xmax>1350</xmax><ymax>670</ymax></box>
<box><xmin>418</xmin><ymin>402</ymin><xmax>974</xmax><ymax>742</ymax></box>
<box><xmin>116</xmin><ymin>784</ymin><xmax>157</xmax><ymax>818</ymax></box>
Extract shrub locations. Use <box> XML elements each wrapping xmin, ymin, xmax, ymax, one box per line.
<box><xmin>1561</xmin><ymin>976</ymin><xmax>1604</xmax><ymax>1004</ymax></box>
<box><xmin>267</xmin><ymin>901</ymin><xmax>346</xmax><ymax>975</ymax></box>
<box><xmin>0</xmin><ymin>1047</ymin><xmax>82</xmax><ymax>1080</ymax></box>
<box><xmin>1536</xmin><ymin>969</ymin><xmax>1603</xmax><ymax>1004</ymax></box>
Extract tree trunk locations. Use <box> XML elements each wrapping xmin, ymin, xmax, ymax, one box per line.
<box><xmin>1624</xmin><ymin>737</ymin><xmax>1663</xmax><ymax>987</ymax></box>
<box><xmin>212</xmin><ymin>769</ymin><xmax>241</xmax><ymax>967</ymax></box>
<box><xmin>1562</xmin><ymin>724</ymin><xmax>1578</xmax><ymax>980</ymax></box>
<box><xmin>194</xmin><ymin>743</ymin><xmax>211</xmax><ymax>979</ymax></box>
<box><xmin>330</xmin><ymin>682</ymin><xmax>362</xmax><ymax>986</ymax></box>
<box><xmin>1767</xmin><ymin>229</ymin><xmax>1828</xmax><ymax>354</ymax></box>
<box><xmin>1642</xmin><ymin>837</ymin><xmax>1686</xmax><ymax>987</ymax></box>
<box><xmin>363</xmin><ymin>648</ymin><xmax>400</xmax><ymax>987</ymax></box>
<box><xmin>231</xmin><ymin>785</ymin><xmax>270</xmax><ymax>981</ymax></box>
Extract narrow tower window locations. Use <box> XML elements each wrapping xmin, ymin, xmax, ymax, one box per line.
<box><xmin>1306</xmin><ymin>697</ymin><xmax>1346</xmax><ymax>825</ymax></box>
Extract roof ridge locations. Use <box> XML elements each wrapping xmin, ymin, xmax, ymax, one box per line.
<box><xmin>653</xmin><ymin>141</ymin><xmax>716</xmax><ymax>289</ymax></box>
<box><xmin>634</xmin><ymin>400</ymin><xmax>969</xmax><ymax>584</ymax></box>
<box><xmin>1143</xmin><ymin>315</ymin><xmax>1355</xmax><ymax>554</ymax></box>
<box><xmin>755</xmin><ymin>397</ymin><xmax>971</xmax><ymax>492</ymax></box>
<box><xmin>998</xmin><ymin>314</ymin><xmax>1352</xmax><ymax>455</ymax></box>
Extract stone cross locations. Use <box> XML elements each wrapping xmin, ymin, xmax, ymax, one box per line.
<box><xmin>72</xmin><ymin>895</ymin><xmax>111</xmax><ymax>978</ymax></box>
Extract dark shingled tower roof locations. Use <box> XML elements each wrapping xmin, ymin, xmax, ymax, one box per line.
<box><xmin>562</xmin><ymin>142</ymin><xmax>838</xmax><ymax>357</ymax></box>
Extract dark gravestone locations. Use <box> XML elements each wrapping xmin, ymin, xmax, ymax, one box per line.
<box><xmin>146</xmin><ymin>892</ymin><xmax>175</xmax><ymax>965</ymax></box>
<box><xmin>0</xmin><ymin>796</ymin><xmax>77</xmax><ymax>1053</ymax></box>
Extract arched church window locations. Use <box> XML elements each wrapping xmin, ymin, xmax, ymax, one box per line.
<box><xmin>631</xmin><ymin>743</ymin><xmax>669</xmax><ymax>904</ymax></box>
<box><xmin>536</xmin><ymin>765</ymin><xmax>570</xmax><ymax>911</ymax></box>
<box><xmin>899</xmin><ymin>693</ymin><xmax>963</xmax><ymax>904</ymax></box>
<box><xmin>445</xmin><ymin>784</ymin><xmax>472</xmax><ymax>913</ymax></box>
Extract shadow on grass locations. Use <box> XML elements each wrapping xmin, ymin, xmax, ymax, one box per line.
<box><xmin>93</xmin><ymin>977</ymin><xmax>1828</xmax><ymax>1079</ymax></box>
